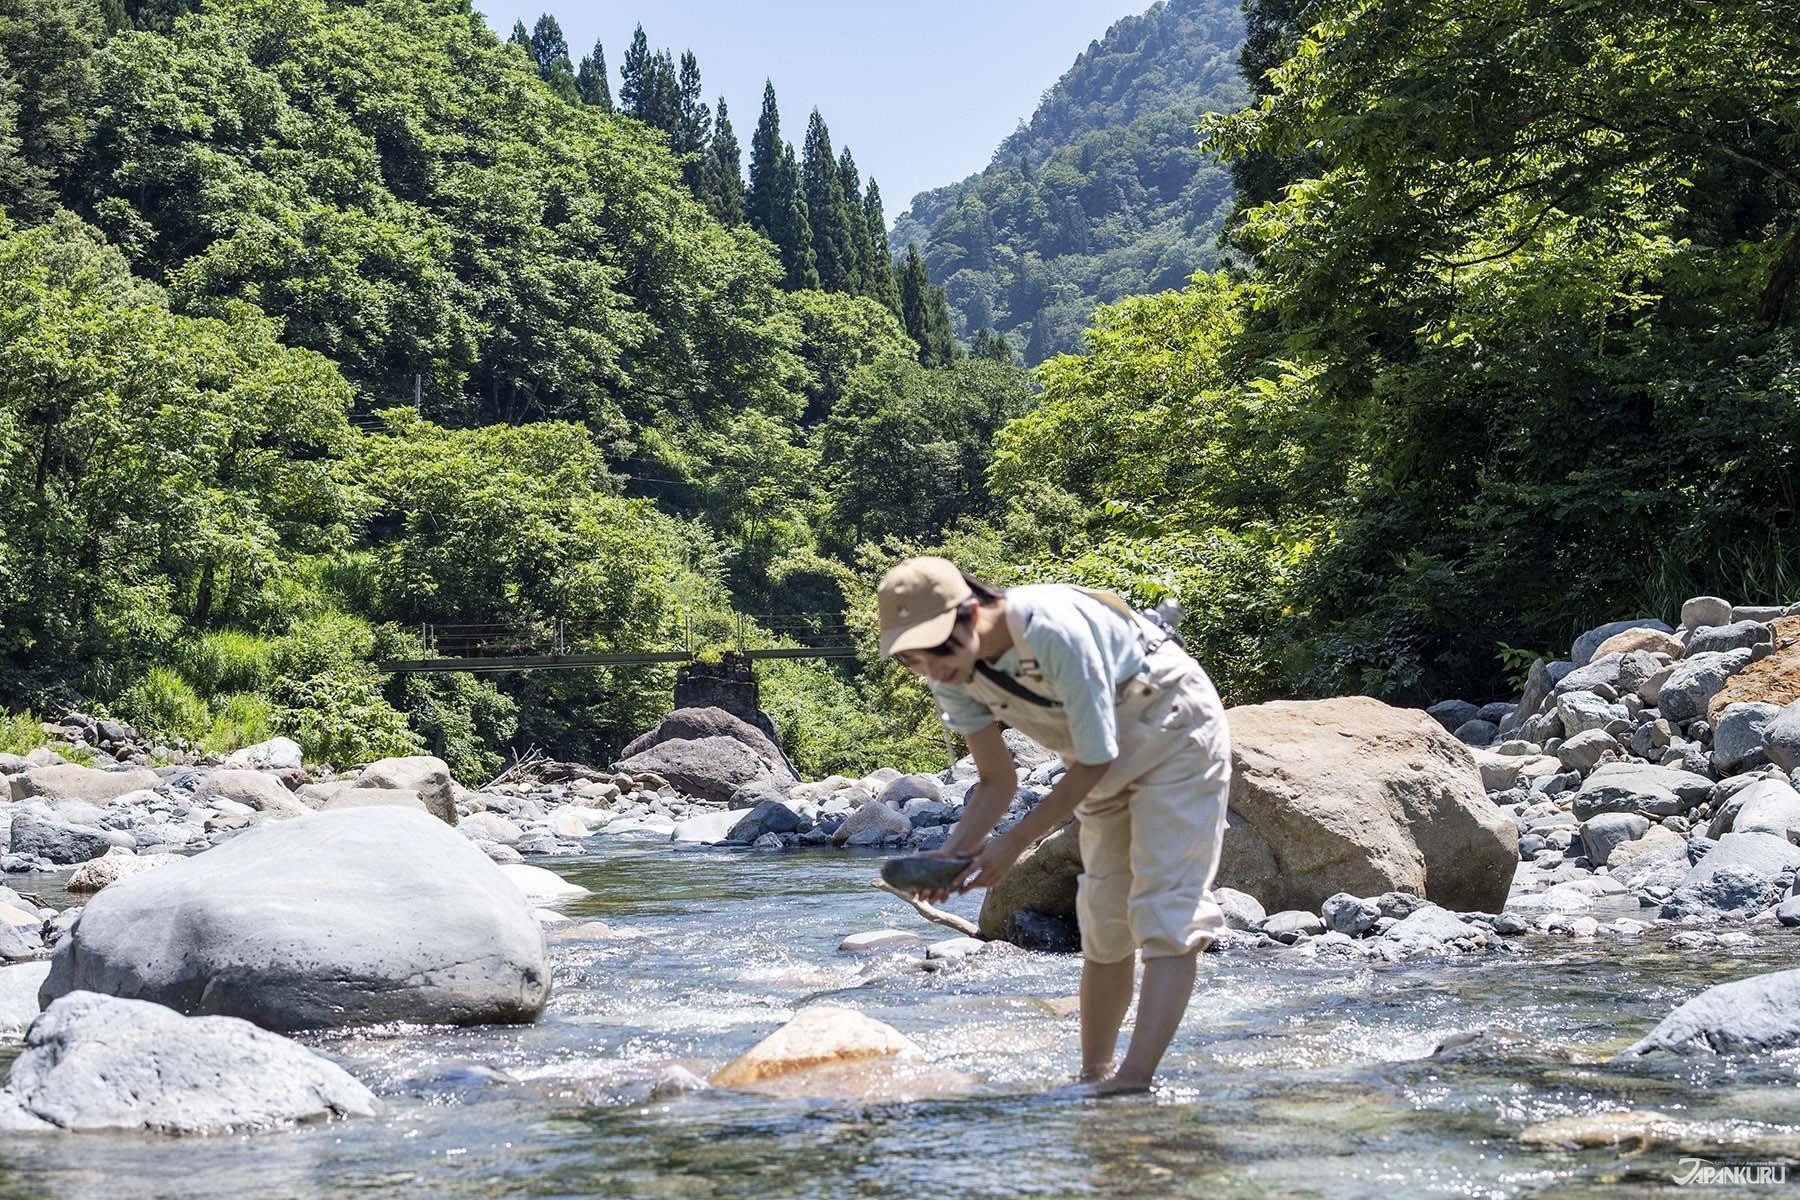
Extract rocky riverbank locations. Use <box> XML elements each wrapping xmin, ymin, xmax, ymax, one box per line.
<box><xmin>1</xmin><ymin>590</ymin><xmax>1799</xmax><ymax>1139</ymax></box>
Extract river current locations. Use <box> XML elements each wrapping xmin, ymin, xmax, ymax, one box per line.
<box><xmin>2</xmin><ymin>840</ymin><xmax>1798</xmax><ymax>1198</ymax></box>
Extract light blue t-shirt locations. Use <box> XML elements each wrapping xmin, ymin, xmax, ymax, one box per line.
<box><xmin>932</xmin><ymin>584</ymin><xmax>1145</xmax><ymax>765</ymax></box>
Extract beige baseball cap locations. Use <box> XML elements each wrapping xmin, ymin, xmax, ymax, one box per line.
<box><xmin>877</xmin><ymin>556</ymin><xmax>972</xmax><ymax>657</ymax></box>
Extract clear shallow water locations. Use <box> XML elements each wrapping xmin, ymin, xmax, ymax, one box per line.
<box><xmin>3</xmin><ymin>843</ymin><xmax>1799</xmax><ymax>1199</ymax></box>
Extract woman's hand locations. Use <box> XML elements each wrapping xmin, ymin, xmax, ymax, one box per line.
<box><xmin>957</xmin><ymin>826</ymin><xmax>1028</xmax><ymax>894</ymax></box>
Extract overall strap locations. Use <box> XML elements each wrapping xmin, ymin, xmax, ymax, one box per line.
<box><xmin>978</xmin><ymin>599</ymin><xmax>1058</xmax><ymax>707</ymax></box>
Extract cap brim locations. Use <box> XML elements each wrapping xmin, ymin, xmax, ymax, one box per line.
<box><xmin>879</xmin><ymin>609</ymin><xmax>959</xmax><ymax>658</ymax></box>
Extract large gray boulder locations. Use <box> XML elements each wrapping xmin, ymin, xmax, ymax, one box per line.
<box><xmin>0</xmin><ymin>992</ymin><xmax>377</xmax><ymax>1133</ymax></box>
<box><xmin>1681</xmin><ymin>596</ymin><xmax>1733</xmax><ymax>630</ymax></box>
<box><xmin>1620</xmin><ymin>968</ymin><xmax>1800</xmax><ymax>1056</ymax></box>
<box><xmin>618</xmin><ymin>707</ymin><xmax>784</xmax><ymax>767</ymax></box>
<box><xmin>195</xmin><ymin>770</ymin><xmax>308</xmax><ymax>819</ymax></box>
<box><xmin>1658</xmin><ymin>649</ymin><xmax>1754</xmax><ymax>723</ymax></box>
<box><xmin>978</xmin><ymin>822</ymin><xmax>1081</xmax><ymax>943</ymax></box>
<box><xmin>40</xmin><ymin>808</ymin><xmax>550</xmax><ymax>1031</ymax></box>
<box><xmin>1552</xmin><ymin>654</ymin><xmax>1624</xmax><ymax>697</ymax></box>
<box><xmin>1765</xmin><ymin>700</ymin><xmax>1800</xmax><ymax>772</ymax></box>
<box><xmin>1218</xmin><ymin>698</ymin><xmax>1517</xmax><ymax>913</ymax></box>
<box><xmin>221</xmin><ymin>736</ymin><xmax>304</xmax><ymax>771</ymax></box>
<box><xmin>6</xmin><ymin>765</ymin><xmax>160</xmax><ymax>805</ymax></box>
<box><xmin>1572</xmin><ymin>619</ymin><xmax>1671</xmax><ymax>667</ymax></box>
<box><xmin>1659</xmin><ymin>832</ymin><xmax>1800</xmax><ymax>920</ymax></box>
<box><xmin>356</xmin><ymin>756</ymin><xmax>456</xmax><ymax>824</ymax></box>
<box><xmin>1572</xmin><ymin>763</ymin><xmax>1713</xmax><ymax>820</ymax></box>
<box><xmin>613</xmin><ymin>735</ymin><xmax>796</xmax><ymax>806</ymax></box>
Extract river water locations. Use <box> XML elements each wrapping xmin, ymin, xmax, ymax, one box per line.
<box><xmin>3</xmin><ymin>840</ymin><xmax>1798</xmax><ymax>1199</ymax></box>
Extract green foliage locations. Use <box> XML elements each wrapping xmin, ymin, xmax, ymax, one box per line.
<box><xmin>175</xmin><ymin>629</ymin><xmax>276</xmax><ymax>697</ymax></box>
<box><xmin>0</xmin><ymin>710</ymin><xmax>47</xmax><ymax>756</ymax></box>
<box><xmin>1193</xmin><ymin>0</ymin><xmax>1800</xmax><ymax>700</ymax></box>
<box><xmin>202</xmin><ymin>692</ymin><xmax>274</xmax><ymax>754</ymax></box>
<box><xmin>270</xmin><ymin>663</ymin><xmax>421</xmax><ymax>768</ymax></box>
<box><xmin>892</xmin><ymin>0</ymin><xmax>1248</xmax><ymax>363</ymax></box>
<box><xmin>818</xmin><ymin>357</ymin><xmax>1035</xmax><ymax>554</ymax></box>
<box><xmin>116</xmin><ymin>666</ymin><xmax>209</xmax><ymax>742</ymax></box>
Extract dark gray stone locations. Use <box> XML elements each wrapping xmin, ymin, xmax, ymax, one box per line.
<box><xmin>726</xmin><ymin>799</ymin><xmax>805</xmax><ymax>843</ymax></box>
<box><xmin>1476</xmin><ymin>702</ymin><xmax>1515</xmax><ymax>726</ymax></box>
<box><xmin>1453</xmin><ymin>719</ymin><xmax>1498</xmax><ymax>746</ymax></box>
<box><xmin>879</xmin><ymin>855</ymin><xmax>972</xmax><ymax>894</ymax></box>
<box><xmin>1686</xmin><ymin>620</ymin><xmax>1774</xmax><ymax>657</ymax></box>
<box><xmin>1005</xmin><ymin>910</ymin><xmax>1078</xmax><ymax>952</ymax></box>
<box><xmin>1261</xmin><ymin>910</ymin><xmax>1325</xmax><ymax>943</ymax></box>
<box><xmin>7</xmin><ymin>814</ymin><xmax>110</xmax><ymax>866</ymax></box>
<box><xmin>1427</xmin><ymin>700</ymin><xmax>1480</xmax><ymax>732</ymax></box>
<box><xmin>1320</xmin><ymin>893</ymin><xmax>1380</xmax><ymax>937</ymax></box>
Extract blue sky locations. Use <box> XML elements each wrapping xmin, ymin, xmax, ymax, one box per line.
<box><xmin>476</xmin><ymin>1</ymin><xmax>1156</xmax><ymax>217</ymax></box>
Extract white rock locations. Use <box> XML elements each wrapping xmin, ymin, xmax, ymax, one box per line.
<box><xmin>837</xmin><ymin>930</ymin><xmax>927</xmax><ymax>954</ymax></box>
<box><xmin>497</xmin><ymin>863</ymin><xmax>589</xmax><ymax>902</ymax></box>
<box><xmin>221</xmin><ymin>737</ymin><xmax>303</xmax><ymax>772</ymax></box>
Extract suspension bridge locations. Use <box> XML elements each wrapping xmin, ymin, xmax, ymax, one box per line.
<box><xmin>376</xmin><ymin>613</ymin><xmax>859</xmax><ymax>674</ymax></box>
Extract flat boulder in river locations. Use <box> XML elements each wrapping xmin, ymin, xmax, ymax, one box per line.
<box><xmin>711</xmin><ymin>1005</ymin><xmax>927</xmax><ymax>1096</ymax></box>
<box><xmin>1620</xmin><ymin>967</ymin><xmax>1800</xmax><ymax>1056</ymax></box>
<box><xmin>40</xmin><ymin>807</ymin><xmax>551</xmax><ymax>1031</ymax></box>
<box><xmin>1219</xmin><ymin>697</ymin><xmax>1518</xmax><ymax>913</ymax></box>
<box><xmin>0</xmin><ymin>991</ymin><xmax>377</xmax><ymax>1133</ymax></box>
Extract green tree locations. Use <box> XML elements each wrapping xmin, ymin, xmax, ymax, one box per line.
<box><xmin>801</xmin><ymin>110</ymin><xmax>856</xmax><ymax>292</ymax></box>
<box><xmin>746</xmin><ymin>81</ymin><xmax>783</xmax><ymax>239</ymax></box>
<box><xmin>529</xmin><ymin>14</ymin><xmax>578</xmax><ymax>103</ymax></box>
<box><xmin>674</xmin><ymin>50</ymin><xmax>711</xmax><ymax>197</ymax></box>
<box><xmin>898</xmin><ymin>244</ymin><xmax>954</xmax><ymax>366</ymax></box>
<box><xmin>773</xmin><ymin>143</ymin><xmax>818</xmax><ymax>290</ymax></box>
<box><xmin>575</xmin><ymin>40</ymin><xmax>612</xmax><ymax>110</ymax></box>
<box><xmin>862</xmin><ymin>179</ymin><xmax>901</xmax><ymax>312</ymax></box>
<box><xmin>704</xmin><ymin>97</ymin><xmax>746</xmax><ymax>226</ymax></box>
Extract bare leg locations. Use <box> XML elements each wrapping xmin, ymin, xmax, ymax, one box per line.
<box><xmin>1096</xmin><ymin>949</ymin><xmax>1199</xmax><ymax>1093</ymax></box>
<box><xmin>1079</xmin><ymin>955</ymin><xmax>1136</xmax><ymax>1080</ymax></box>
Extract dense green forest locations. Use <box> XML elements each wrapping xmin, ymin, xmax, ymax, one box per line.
<box><xmin>890</xmin><ymin>0</ymin><xmax>1247</xmax><ymax>363</ymax></box>
<box><xmin>2</xmin><ymin>0</ymin><xmax>1796</xmax><ymax>782</ymax></box>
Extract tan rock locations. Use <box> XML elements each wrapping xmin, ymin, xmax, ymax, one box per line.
<box><xmin>977</xmin><ymin>821</ymin><xmax>1080</xmax><ymax>941</ymax></box>
<box><xmin>1220</xmin><ymin>697</ymin><xmax>1518</xmax><ymax>913</ymax></box>
<box><xmin>1605</xmin><ymin>824</ymin><xmax>1684</xmax><ymax>868</ymax></box>
<box><xmin>1593</xmin><ymin>628</ymin><xmax>1685</xmax><ymax>661</ymax></box>
<box><xmin>321</xmin><ymin>787</ymin><xmax>428</xmax><ymax>815</ymax></box>
<box><xmin>67</xmin><ymin>851</ymin><xmax>182</xmax><ymax>893</ymax></box>
<box><xmin>1471</xmin><ymin>749</ymin><xmax>1562</xmax><ymax>791</ymax></box>
<box><xmin>711</xmin><ymin>1006</ymin><xmax>921</xmax><ymax>1088</ymax></box>
<box><xmin>357</xmin><ymin>755</ymin><xmax>457</xmax><ymax>824</ymax></box>
<box><xmin>196</xmin><ymin>770</ymin><xmax>308</xmax><ymax>819</ymax></box>
<box><xmin>7</xmin><ymin>765</ymin><xmax>160</xmax><ymax>805</ymax></box>
<box><xmin>1709</xmin><ymin>616</ymin><xmax>1800</xmax><ymax>719</ymax></box>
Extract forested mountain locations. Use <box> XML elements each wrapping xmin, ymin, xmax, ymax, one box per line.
<box><xmin>890</xmin><ymin>0</ymin><xmax>1247</xmax><ymax>363</ymax></box>
<box><xmin>0</xmin><ymin>0</ymin><xmax>1016</xmax><ymax>778</ymax></box>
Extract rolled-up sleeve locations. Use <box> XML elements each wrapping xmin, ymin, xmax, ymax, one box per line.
<box><xmin>932</xmin><ymin>682</ymin><xmax>996</xmax><ymax>734</ymax></box>
<box><xmin>1029</xmin><ymin>618</ymin><xmax>1119</xmax><ymax>765</ymax></box>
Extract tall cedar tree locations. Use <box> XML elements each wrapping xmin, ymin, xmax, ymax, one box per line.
<box><xmin>899</xmin><ymin>244</ymin><xmax>954</xmax><ymax>365</ymax></box>
<box><xmin>530</xmin><ymin>15</ymin><xmax>578</xmax><ymax>103</ymax></box>
<box><xmin>575</xmin><ymin>41</ymin><xmax>612</xmax><ymax>110</ymax></box>
<box><xmin>801</xmin><ymin>110</ymin><xmax>856</xmax><ymax>292</ymax></box>
<box><xmin>863</xmin><ymin>180</ymin><xmax>901</xmax><ymax>313</ymax></box>
<box><xmin>675</xmin><ymin>51</ymin><xmax>710</xmax><ymax>197</ymax></box>
<box><xmin>508</xmin><ymin>19</ymin><xmax>528</xmax><ymax>47</ymax></box>
<box><xmin>746</xmin><ymin>81</ymin><xmax>783</xmax><ymax>239</ymax></box>
<box><xmin>706</xmin><ymin>97</ymin><xmax>746</xmax><ymax>225</ymax></box>
<box><xmin>775</xmin><ymin>143</ymin><xmax>818</xmax><ymax>290</ymax></box>
<box><xmin>835</xmin><ymin>146</ymin><xmax>867</xmax><ymax>294</ymax></box>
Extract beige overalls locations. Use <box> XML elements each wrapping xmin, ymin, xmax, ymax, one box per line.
<box><xmin>963</xmin><ymin>595</ymin><xmax>1232</xmax><ymax>962</ymax></box>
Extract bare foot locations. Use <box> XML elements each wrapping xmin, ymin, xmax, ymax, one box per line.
<box><xmin>1047</xmin><ymin>1074</ymin><xmax>1153</xmax><ymax>1100</ymax></box>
